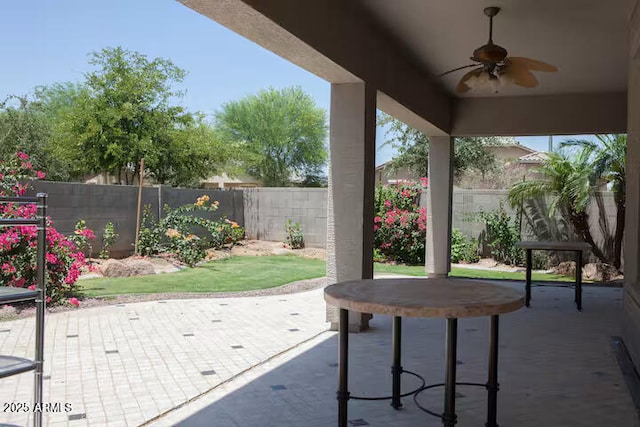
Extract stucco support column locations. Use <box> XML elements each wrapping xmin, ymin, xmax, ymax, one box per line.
<box><xmin>623</xmin><ymin>0</ymin><xmax>640</xmax><ymax>370</ymax></box>
<box><xmin>425</xmin><ymin>136</ymin><xmax>454</xmax><ymax>277</ymax></box>
<box><xmin>326</xmin><ymin>82</ymin><xmax>376</xmax><ymax>331</ymax></box>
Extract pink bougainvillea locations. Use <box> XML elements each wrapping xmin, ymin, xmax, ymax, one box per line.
<box><xmin>0</xmin><ymin>152</ymin><xmax>88</xmax><ymax>305</ymax></box>
<box><xmin>374</xmin><ymin>179</ymin><xmax>427</xmax><ymax>264</ymax></box>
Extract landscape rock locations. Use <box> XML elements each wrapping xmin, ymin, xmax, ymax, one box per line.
<box><xmin>99</xmin><ymin>259</ymin><xmax>133</xmax><ymax>277</ymax></box>
<box><xmin>583</xmin><ymin>263</ymin><xmax>619</xmax><ymax>282</ymax></box>
<box><xmin>552</xmin><ymin>261</ymin><xmax>621</xmax><ymax>282</ymax></box>
<box><xmin>122</xmin><ymin>259</ymin><xmax>155</xmax><ymax>276</ymax></box>
<box><xmin>552</xmin><ymin>261</ymin><xmax>576</xmax><ymax>277</ymax></box>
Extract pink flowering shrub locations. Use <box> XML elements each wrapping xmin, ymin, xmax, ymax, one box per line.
<box><xmin>374</xmin><ymin>178</ymin><xmax>428</xmax><ymax>264</ymax></box>
<box><xmin>0</xmin><ymin>152</ymin><xmax>88</xmax><ymax>306</ymax></box>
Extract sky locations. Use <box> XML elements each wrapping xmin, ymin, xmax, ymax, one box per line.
<box><xmin>1</xmin><ymin>0</ymin><xmax>597</xmax><ymax>166</ymax></box>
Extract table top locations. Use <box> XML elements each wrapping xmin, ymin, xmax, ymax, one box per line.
<box><xmin>516</xmin><ymin>241</ymin><xmax>591</xmax><ymax>251</ymax></box>
<box><xmin>324</xmin><ymin>278</ymin><xmax>524</xmax><ymax>319</ymax></box>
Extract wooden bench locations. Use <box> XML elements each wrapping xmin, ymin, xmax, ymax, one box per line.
<box><xmin>515</xmin><ymin>241</ymin><xmax>591</xmax><ymax>311</ymax></box>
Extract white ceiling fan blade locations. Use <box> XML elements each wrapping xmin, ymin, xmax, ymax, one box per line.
<box><xmin>456</xmin><ymin>68</ymin><xmax>483</xmax><ymax>93</ymax></box>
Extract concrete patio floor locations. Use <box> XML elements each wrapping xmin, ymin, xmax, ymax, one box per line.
<box><xmin>0</xmin><ymin>279</ymin><xmax>638</xmax><ymax>426</ymax></box>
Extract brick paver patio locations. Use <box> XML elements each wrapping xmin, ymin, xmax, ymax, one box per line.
<box><xmin>0</xmin><ymin>279</ymin><xmax>638</xmax><ymax>426</ymax></box>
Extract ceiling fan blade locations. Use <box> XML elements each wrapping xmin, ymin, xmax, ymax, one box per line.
<box><xmin>456</xmin><ymin>68</ymin><xmax>483</xmax><ymax>93</ymax></box>
<box><xmin>508</xmin><ymin>56</ymin><xmax>557</xmax><ymax>72</ymax></box>
<box><xmin>504</xmin><ymin>65</ymin><xmax>539</xmax><ymax>88</ymax></box>
<box><xmin>439</xmin><ymin>64</ymin><xmax>478</xmax><ymax>77</ymax></box>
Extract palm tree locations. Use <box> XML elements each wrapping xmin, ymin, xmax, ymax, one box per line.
<box><xmin>508</xmin><ymin>147</ymin><xmax>609</xmax><ymax>264</ymax></box>
<box><xmin>561</xmin><ymin>134</ymin><xmax>626</xmax><ymax>269</ymax></box>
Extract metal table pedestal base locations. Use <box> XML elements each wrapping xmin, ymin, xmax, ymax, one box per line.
<box><xmin>336</xmin><ymin>311</ymin><xmax>501</xmax><ymax>427</ymax></box>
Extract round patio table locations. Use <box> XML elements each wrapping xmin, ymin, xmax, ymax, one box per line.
<box><xmin>324</xmin><ymin>278</ymin><xmax>524</xmax><ymax>427</ymax></box>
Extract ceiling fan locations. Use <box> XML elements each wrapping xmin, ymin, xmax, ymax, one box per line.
<box><xmin>441</xmin><ymin>6</ymin><xmax>557</xmax><ymax>94</ymax></box>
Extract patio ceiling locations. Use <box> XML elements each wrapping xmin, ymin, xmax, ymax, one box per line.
<box><xmin>361</xmin><ymin>0</ymin><xmax>628</xmax><ymax>97</ymax></box>
<box><xmin>180</xmin><ymin>0</ymin><xmax>629</xmax><ymax>135</ymax></box>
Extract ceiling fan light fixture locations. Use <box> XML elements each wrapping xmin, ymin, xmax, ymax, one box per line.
<box><xmin>464</xmin><ymin>72</ymin><xmax>500</xmax><ymax>93</ymax></box>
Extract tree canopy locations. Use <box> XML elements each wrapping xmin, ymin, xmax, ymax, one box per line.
<box><xmin>21</xmin><ymin>46</ymin><xmax>231</xmax><ymax>187</ymax></box>
<box><xmin>378</xmin><ymin>112</ymin><xmax>515</xmax><ymax>180</ymax></box>
<box><xmin>508</xmin><ymin>135</ymin><xmax>627</xmax><ymax>269</ymax></box>
<box><xmin>216</xmin><ymin>87</ymin><xmax>328</xmax><ymax>187</ymax></box>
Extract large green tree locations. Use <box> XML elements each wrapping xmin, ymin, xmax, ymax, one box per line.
<box><xmin>30</xmin><ymin>82</ymin><xmax>92</xmax><ymax>180</ymax></box>
<box><xmin>216</xmin><ymin>87</ymin><xmax>328</xmax><ymax>187</ymax></box>
<box><xmin>0</xmin><ymin>95</ymin><xmax>51</xmax><ymax>169</ymax></box>
<box><xmin>0</xmin><ymin>93</ymin><xmax>79</xmax><ymax>181</ymax></box>
<box><xmin>377</xmin><ymin>113</ymin><xmax>513</xmax><ymax>179</ymax></box>
<box><xmin>56</xmin><ymin>46</ymin><xmax>222</xmax><ymax>185</ymax></box>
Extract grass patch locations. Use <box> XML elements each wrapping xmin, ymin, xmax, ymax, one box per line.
<box><xmin>80</xmin><ymin>255</ymin><xmax>326</xmax><ymax>297</ymax></box>
<box><xmin>374</xmin><ymin>263</ymin><xmax>574</xmax><ymax>282</ymax></box>
<box><xmin>80</xmin><ymin>255</ymin><xmax>577</xmax><ymax>298</ymax></box>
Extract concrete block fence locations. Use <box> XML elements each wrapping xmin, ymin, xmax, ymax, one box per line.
<box><xmin>24</xmin><ymin>182</ymin><xmax>617</xmax><ymax>257</ymax></box>
<box><xmin>26</xmin><ymin>182</ymin><xmax>244</xmax><ymax>258</ymax></box>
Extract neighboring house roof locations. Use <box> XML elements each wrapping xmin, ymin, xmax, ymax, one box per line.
<box><xmin>485</xmin><ymin>143</ymin><xmax>536</xmax><ymax>153</ymax></box>
<box><xmin>518</xmin><ymin>152</ymin><xmax>549</xmax><ymax>164</ymax></box>
<box><xmin>375</xmin><ymin>161</ymin><xmax>391</xmax><ymax>172</ymax></box>
<box><xmin>204</xmin><ymin>172</ymin><xmax>260</xmax><ymax>188</ymax></box>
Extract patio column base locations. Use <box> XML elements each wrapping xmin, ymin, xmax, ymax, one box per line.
<box><xmin>329</xmin><ymin>312</ymin><xmax>372</xmax><ymax>332</ymax></box>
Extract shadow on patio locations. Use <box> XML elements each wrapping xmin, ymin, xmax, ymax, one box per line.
<box><xmin>151</xmin><ymin>282</ymin><xmax>638</xmax><ymax>427</ymax></box>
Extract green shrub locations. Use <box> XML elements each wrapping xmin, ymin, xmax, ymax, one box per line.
<box><xmin>166</xmin><ymin>230</ymin><xmax>207</xmax><ymax>266</ymax></box>
<box><xmin>478</xmin><ymin>203</ymin><xmax>524</xmax><ymax>266</ymax></box>
<box><xmin>532</xmin><ymin>251</ymin><xmax>550</xmax><ymax>270</ymax></box>
<box><xmin>284</xmin><ymin>220</ymin><xmax>305</xmax><ymax>249</ymax></box>
<box><xmin>451</xmin><ymin>228</ymin><xmax>479</xmax><ymax>263</ymax></box>
<box><xmin>135</xmin><ymin>195</ymin><xmax>245</xmax><ymax>264</ymax></box>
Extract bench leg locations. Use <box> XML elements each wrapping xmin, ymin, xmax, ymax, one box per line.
<box><xmin>486</xmin><ymin>315</ymin><xmax>500</xmax><ymax>427</ymax></box>
<box><xmin>391</xmin><ymin>316</ymin><xmax>403</xmax><ymax>409</ymax></box>
<box><xmin>576</xmin><ymin>251</ymin><xmax>583</xmax><ymax>311</ymax></box>
<box><xmin>443</xmin><ymin>318</ymin><xmax>458</xmax><ymax>426</ymax></box>
<box><xmin>525</xmin><ymin>249</ymin><xmax>532</xmax><ymax>307</ymax></box>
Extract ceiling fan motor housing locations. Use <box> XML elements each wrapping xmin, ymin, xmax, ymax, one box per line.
<box><xmin>472</xmin><ymin>42</ymin><xmax>508</xmax><ymax>63</ymax></box>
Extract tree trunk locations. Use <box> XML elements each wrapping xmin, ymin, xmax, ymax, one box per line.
<box><xmin>613</xmin><ymin>190</ymin><xmax>625</xmax><ymax>270</ymax></box>
<box><xmin>570</xmin><ymin>210</ymin><xmax>609</xmax><ymax>264</ymax></box>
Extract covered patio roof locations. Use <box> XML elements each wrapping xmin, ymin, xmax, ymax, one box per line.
<box><xmin>180</xmin><ymin>0</ymin><xmax>628</xmax><ymax>136</ymax></box>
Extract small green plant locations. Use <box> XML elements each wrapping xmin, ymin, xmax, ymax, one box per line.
<box><xmin>136</xmin><ymin>205</ymin><xmax>163</xmax><ymax>256</ymax></box>
<box><xmin>451</xmin><ymin>228</ymin><xmax>479</xmax><ymax>263</ymax></box>
<box><xmin>99</xmin><ymin>222</ymin><xmax>119</xmax><ymax>259</ymax></box>
<box><xmin>284</xmin><ymin>220</ymin><xmax>305</xmax><ymax>249</ymax></box>
<box><xmin>478</xmin><ymin>203</ymin><xmax>524</xmax><ymax>266</ymax></box>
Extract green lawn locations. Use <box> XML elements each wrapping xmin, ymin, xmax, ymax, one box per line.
<box><xmin>374</xmin><ymin>263</ymin><xmax>575</xmax><ymax>282</ymax></box>
<box><xmin>80</xmin><ymin>255</ymin><xmax>576</xmax><ymax>298</ymax></box>
<box><xmin>80</xmin><ymin>255</ymin><xmax>326</xmax><ymax>297</ymax></box>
